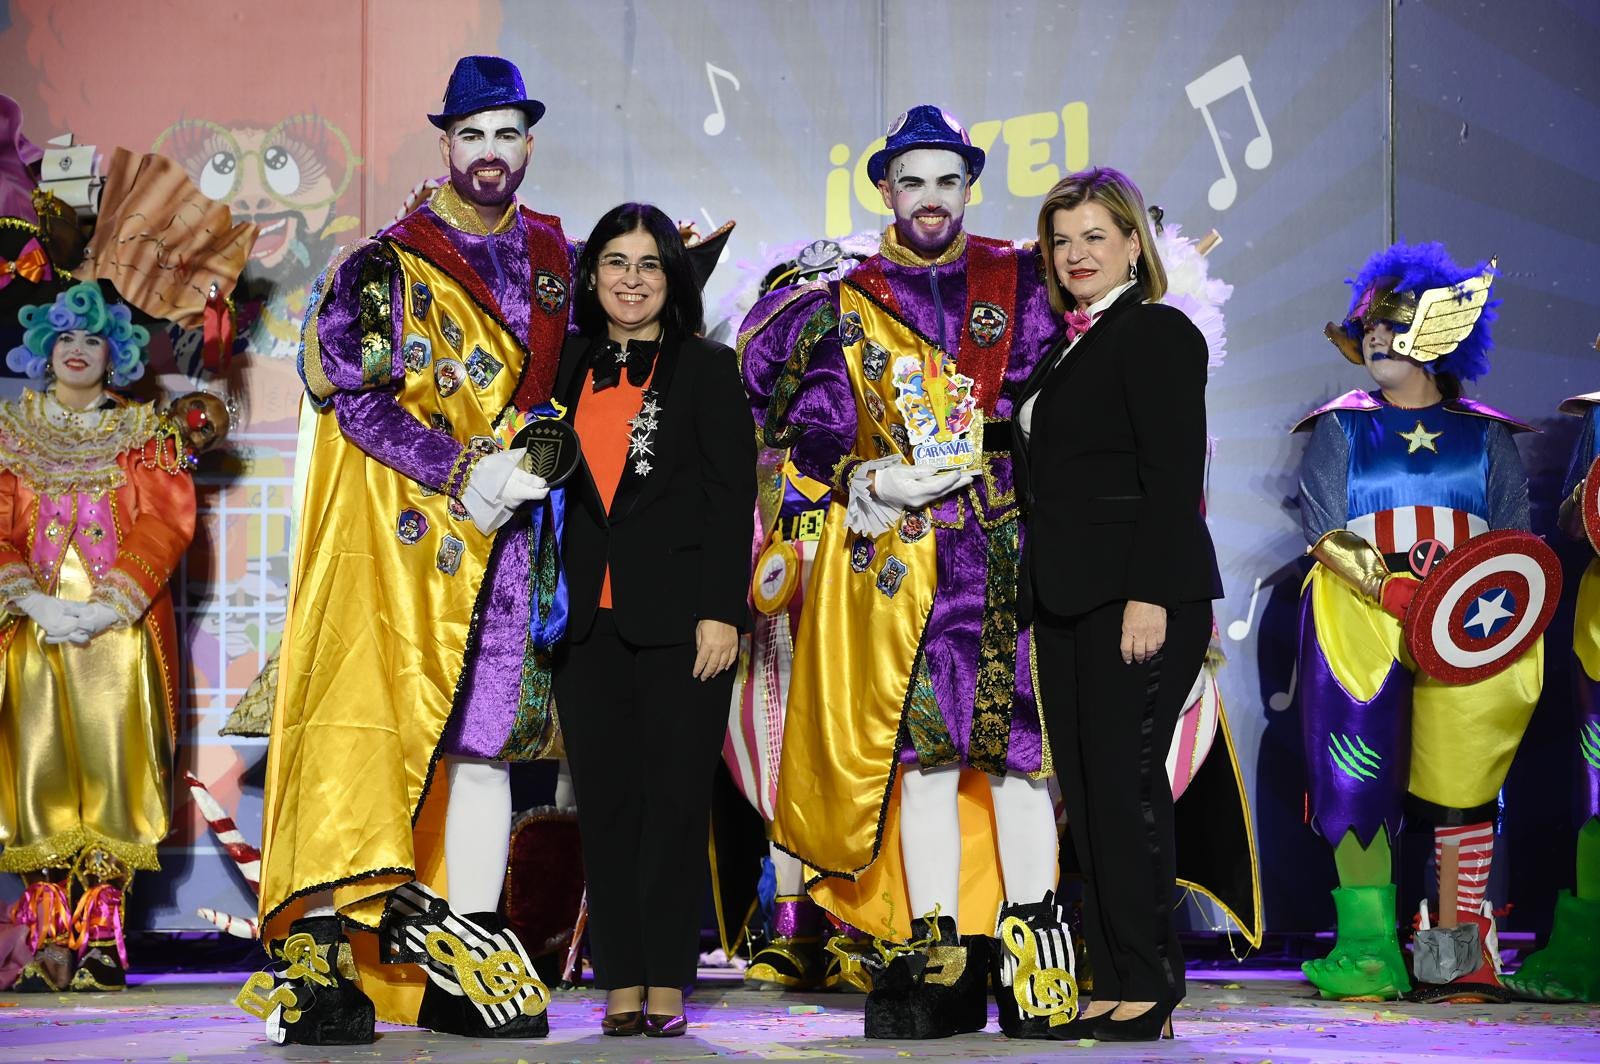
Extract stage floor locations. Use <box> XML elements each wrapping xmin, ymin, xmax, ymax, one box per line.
<box><xmin>1</xmin><ymin>971</ymin><xmax>1597</xmax><ymax>1062</ymax></box>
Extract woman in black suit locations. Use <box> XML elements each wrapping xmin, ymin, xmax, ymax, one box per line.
<box><xmin>553</xmin><ymin>203</ymin><xmax>755</xmax><ymax>1037</ymax></box>
<box><xmin>1011</xmin><ymin>169</ymin><xmax>1223</xmax><ymax>1041</ymax></box>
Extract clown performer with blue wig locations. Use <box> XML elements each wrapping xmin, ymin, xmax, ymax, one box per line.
<box><xmin>0</xmin><ymin>282</ymin><xmax>199</xmax><ymax>993</ymax></box>
<box><xmin>1293</xmin><ymin>242</ymin><xmax>1549</xmax><ymax>1003</ymax></box>
<box><xmin>741</xmin><ymin>106</ymin><xmax>1071</xmax><ymax>1041</ymax></box>
<box><xmin>242</xmin><ymin>56</ymin><xmax>574</xmax><ymax>1045</ymax></box>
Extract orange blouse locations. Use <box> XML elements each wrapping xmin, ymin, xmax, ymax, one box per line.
<box><xmin>571</xmin><ymin>370</ymin><xmax>647</xmax><ymax>608</ymax></box>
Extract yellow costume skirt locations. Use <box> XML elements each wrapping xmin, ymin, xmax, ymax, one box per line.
<box><xmin>1306</xmin><ymin>562</ymin><xmax>1542</xmax><ymax>810</ymax></box>
<box><xmin>0</xmin><ymin>547</ymin><xmax>172</xmax><ymax>873</ymax></box>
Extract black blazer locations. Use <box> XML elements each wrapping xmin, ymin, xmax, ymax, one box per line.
<box><xmin>1011</xmin><ymin>289</ymin><xmax>1223</xmax><ymax>621</ymax></box>
<box><xmin>555</xmin><ymin>332</ymin><xmax>756</xmax><ymax>646</ymax></box>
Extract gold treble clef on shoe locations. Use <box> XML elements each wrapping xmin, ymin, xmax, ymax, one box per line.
<box><xmin>424</xmin><ymin>931</ymin><xmax>551</xmax><ymax>1016</ymax></box>
<box><xmin>999</xmin><ymin>915</ymin><xmax>1079</xmax><ymax>1026</ymax></box>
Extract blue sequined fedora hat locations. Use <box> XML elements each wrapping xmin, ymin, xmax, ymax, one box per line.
<box><xmin>428</xmin><ymin>55</ymin><xmax>546</xmax><ymax>130</ymax></box>
<box><xmin>866</xmin><ymin>104</ymin><xmax>985</xmax><ymax>185</ymax></box>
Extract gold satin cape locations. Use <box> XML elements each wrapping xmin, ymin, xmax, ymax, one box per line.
<box><xmin>258</xmin><ymin>246</ymin><xmax>524</xmax><ymax>1023</ymax></box>
<box><xmin>770</xmin><ymin>284</ymin><xmax>1028</xmax><ymax>939</ymax></box>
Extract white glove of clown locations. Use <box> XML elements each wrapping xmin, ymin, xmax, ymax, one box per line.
<box><xmin>47</xmin><ymin>601</ymin><xmax>122</xmax><ymax>645</ymax></box>
<box><xmin>11</xmin><ymin>591</ymin><xmax>80</xmax><ymax>641</ymax></box>
<box><xmin>462</xmin><ymin>448</ymin><xmax>550</xmax><ymax>536</ymax></box>
<box><xmin>871</xmin><ymin>463</ymin><xmax>975</xmax><ymax>511</ymax></box>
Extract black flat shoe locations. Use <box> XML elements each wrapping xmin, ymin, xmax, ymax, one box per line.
<box><xmin>644</xmin><ymin>1012</ymin><xmax>687</xmax><ymax>1037</ymax></box>
<box><xmin>601</xmin><ymin>1011</ymin><xmax>644</xmax><ymax>1036</ymax></box>
<box><xmin>1092</xmin><ymin>999</ymin><xmax>1176</xmax><ymax>1041</ymax></box>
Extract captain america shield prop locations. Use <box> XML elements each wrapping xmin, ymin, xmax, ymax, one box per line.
<box><xmin>1404</xmin><ymin>529</ymin><xmax>1561</xmax><ymax>685</ymax></box>
<box><xmin>1582</xmin><ymin>454</ymin><xmax>1600</xmax><ymax>555</ymax></box>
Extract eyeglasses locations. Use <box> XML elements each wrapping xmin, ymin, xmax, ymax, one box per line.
<box><xmin>596</xmin><ymin>254</ymin><xmax>664</xmax><ymax>278</ymax></box>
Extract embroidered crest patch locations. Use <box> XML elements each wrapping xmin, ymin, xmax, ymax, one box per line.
<box><xmin>876</xmin><ymin>556</ymin><xmax>908</xmax><ymax>597</ymax></box>
<box><xmin>402</xmin><ymin>333</ymin><xmax>433</xmax><ymax>373</ymax></box>
<box><xmin>862</xmin><ymin>340</ymin><xmax>889</xmax><ymax>381</ymax></box>
<box><xmin>839</xmin><ymin>311</ymin><xmax>864</xmax><ymax>347</ymax></box>
<box><xmin>396</xmin><ymin>508</ymin><xmax>429</xmax><ymax>544</ymax></box>
<box><xmin>410</xmin><ymin>280</ymin><xmax>432</xmax><ymax>321</ymax></box>
<box><xmin>872</xmin><ymin>434</ymin><xmax>891</xmax><ymax>458</ymax></box>
<box><xmin>434</xmin><ymin>357</ymin><xmax>466</xmax><ymax>398</ymax></box>
<box><xmin>440</xmin><ymin>313</ymin><xmax>464</xmax><ymax>353</ymax></box>
<box><xmin>969</xmin><ymin>302</ymin><xmax>1008</xmax><ymax>348</ymax></box>
<box><xmin>864</xmin><ymin>392</ymin><xmax>886</xmax><ymax>422</ymax></box>
<box><xmin>850</xmin><ymin>535</ymin><xmax>875</xmax><ymax>573</ymax></box>
<box><xmin>468</xmin><ymin>435</ymin><xmax>500</xmax><ymax>457</ymax></box>
<box><xmin>898</xmin><ymin>510</ymin><xmax>929</xmax><ymax>543</ymax></box>
<box><xmin>448</xmin><ymin>497</ymin><xmax>470</xmax><ymax>522</ymax></box>
<box><xmin>535</xmin><ymin>270</ymin><xmax>568</xmax><ymax>315</ymax></box>
<box><xmin>436</xmin><ymin>534</ymin><xmax>465</xmax><ymax>575</ymax></box>
<box><xmin>430</xmin><ymin>412</ymin><xmax>453</xmax><ymax>435</ymax></box>
<box><xmin>465</xmin><ymin>346</ymin><xmax>503</xmax><ymax>390</ymax></box>
<box><xmin>889</xmin><ymin>423</ymin><xmax>910</xmax><ymax>451</ymax></box>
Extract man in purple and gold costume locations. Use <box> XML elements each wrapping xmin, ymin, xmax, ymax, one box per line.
<box><xmin>741</xmin><ymin>105</ymin><xmax>1070</xmax><ymax>1040</ymax></box>
<box><xmin>243</xmin><ymin>56</ymin><xmax>572</xmax><ymax>1045</ymax></box>
<box><xmin>1294</xmin><ymin>242</ymin><xmax>1542</xmax><ymax>1004</ymax></box>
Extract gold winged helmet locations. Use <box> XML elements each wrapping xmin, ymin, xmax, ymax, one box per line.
<box><xmin>1324</xmin><ymin>243</ymin><xmax>1499</xmax><ymax>381</ymax></box>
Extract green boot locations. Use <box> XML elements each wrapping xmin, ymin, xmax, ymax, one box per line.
<box><xmin>1302</xmin><ymin>884</ymin><xmax>1412</xmax><ymax>1000</ymax></box>
<box><xmin>1502</xmin><ymin>891</ymin><xmax>1600</xmax><ymax>1002</ymax></box>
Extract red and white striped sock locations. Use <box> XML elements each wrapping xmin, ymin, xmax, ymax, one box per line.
<box><xmin>1435</xmin><ymin>822</ymin><xmax>1494</xmax><ymax>915</ymax></box>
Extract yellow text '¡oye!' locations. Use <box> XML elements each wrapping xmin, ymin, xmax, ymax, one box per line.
<box><xmin>823</xmin><ymin>104</ymin><xmax>1090</xmax><ymax>238</ymax></box>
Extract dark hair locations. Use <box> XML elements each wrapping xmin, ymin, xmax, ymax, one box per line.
<box><xmin>574</xmin><ymin>203</ymin><xmax>704</xmax><ymax>340</ymax></box>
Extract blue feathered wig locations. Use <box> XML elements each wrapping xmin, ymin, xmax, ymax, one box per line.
<box><xmin>1340</xmin><ymin>241</ymin><xmax>1497</xmax><ymax>382</ymax></box>
<box><xmin>5</xmin><ymin>281</ymin><xmax>150</xmax><ymax>387</ymax></box>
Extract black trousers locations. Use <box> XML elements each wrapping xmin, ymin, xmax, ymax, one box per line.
<box><xmin>553</xmin><ymin>609</ymin><xmax>734</xmax><ymax>990</ymax></box>
<box><xmin>1034</xmin><ymin>597</ymin><xmax>1211</xmax><ymax>1003</ymax></box>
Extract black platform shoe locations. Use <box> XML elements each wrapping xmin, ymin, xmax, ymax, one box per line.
<box><xmin>992</xmin><ymin>891</ymin><xmax>1081</xmax><ymax>1039</ymax></box>
<box><xmin>380</xmin><ymin>881</ymin><xmax>550</xmax><ymax>1038</ymax></box>
<box><xmin>862</xmin><ymin>914</ymin><xmax>990</xmax><ymax>1039</ymax></box>
<box><xmin>234</xmin><ymin>916</ymin><xmax>376</xmax><ymax>1045</ymax></box>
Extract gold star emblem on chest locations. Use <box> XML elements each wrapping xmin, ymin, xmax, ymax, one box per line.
<box><xmin>1399</xmin><ymin>420</ymin><xmax>1442</xmax><ymax>454</ymax></box>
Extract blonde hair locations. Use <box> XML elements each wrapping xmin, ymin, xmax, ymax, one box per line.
<box><xmin>1036</xmin><ymin>167</ymin><xmax>1166</xmax><ymax>315</ymax></box>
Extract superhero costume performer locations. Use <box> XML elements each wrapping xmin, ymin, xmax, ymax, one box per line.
<box><xmin>1502</xmin><ymin>385</ymin><xmax>1600</xmax><ymax>1002</ymax></box>
<box><xmin>1294</xmin><ymin>242</ymin><xmax>1541</xmax><ymax>1002</ymax></box>
<box><xmin>245</xmin><ymin>56</ymin><xmax>572</xmax><ymax>1044</ymax></box>
<box><xmin>741</xmin><ymin>105</ymin><xmax>1072</xmax><ymax>1040</ymax></box>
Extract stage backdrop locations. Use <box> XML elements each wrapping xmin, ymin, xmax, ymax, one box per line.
<box><xmin>0</xmin><ymin>0</ymin><xmax>1595</xmax><ymax>937</ymax></box>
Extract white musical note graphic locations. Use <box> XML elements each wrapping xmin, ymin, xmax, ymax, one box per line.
<box><xmin>1269</xmin><ymin>661</ymin><xmax>1298</xmax><ymax>712</ymax></box>
<box><xmin>1185</xmin><ymin>55</ymin><xmax>1272</xmax><ymax>211</ymax></box>
<box><xmin>702</xmin><ymin>63</ymin><xmax>741</xmax><ymax>136</ymax></box>
<box><xmin>1227</xmin><ymin>576</ymin><xmax>1264</xmax><ymax>641</ymax></box>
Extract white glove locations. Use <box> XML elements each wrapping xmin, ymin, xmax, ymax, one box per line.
<box><xmin>871</xmin><ymin>463</ymin><xmax>975</xmax><ymax>511</ymax></box>
<box><xmin>11</xmin><ymin>591</ymin><xmax>81</xmax><ymax>641</ymax></box>
<box><xmin>846</xmin><ymin>456</ymin><xmax>904</xmax><ymax>537</ymax></box>
<box><xmin>462</xmin><ymin>448</ymin><xmax>550</xmax><ymax>535</ymax></box>
<box><xmin>46</xmin><ymin>601</ymin><xmax>122</xmax><ymax>645</ymax></box>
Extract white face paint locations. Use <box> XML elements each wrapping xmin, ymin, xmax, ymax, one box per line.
<box><xmin>438</xmin><ymin>107</ymin><xmax>532</xmax><ymax>208</ymax></box>
<box><xmin>877</xmin><ymin>148</ymin><xmax>970</xmax><ymax>257</ymax></box>
<box><xmin>1362</xmin><ymin>321</ymin><xmax>1431</xmax><ymax>392</ymax></box>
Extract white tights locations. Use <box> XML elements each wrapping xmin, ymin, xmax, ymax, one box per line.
<box><xmin>898</xmin><ymin>765</ymin><xmax>1057</xmax><ymax>925</ymax></box>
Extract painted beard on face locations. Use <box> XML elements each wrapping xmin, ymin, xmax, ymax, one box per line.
<box><xmin>444</xmin><ymin>107</ymin><xmax>532</xmax><ymax>209</ymax></box>
<box><xmin>881</xmin><ymin>148</ymin><xmax>970</xmax><ymax>258</ymax></box>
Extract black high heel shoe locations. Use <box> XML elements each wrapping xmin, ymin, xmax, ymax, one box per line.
<box><xmin>1045</xmin><ymin>1005</ymin><xmax>1118</xmax><ymax>1041</ymax></box>
<box><xmin>601</xmin><ymin>1011</ymin><xmax>644</xmax><ymax>1036</ymax></box>
<box><xmin>644</xmin><ymin>1012</ymin><xmax>687</xmax><ymax>1037</ymax></box>
<box><xmin>1091</xmin><ymin>998</ymin><xmax>1176</xmax><ymax>1041</ymax></box>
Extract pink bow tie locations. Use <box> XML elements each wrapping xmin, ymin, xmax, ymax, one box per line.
<box><xmin>1062</xmin><ymin>308</ymin><xmax>1094</xmax><ymax>342</ymax></box>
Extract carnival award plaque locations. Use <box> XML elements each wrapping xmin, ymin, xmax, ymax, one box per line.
<box><xmin>891</xmin><ymin>348</ymin><xmax>981</xmax><ymax>470</ymax></box>
<box><xmin>511</xmin><ymin>417</ymin><xmax>581</xmax><ymax>488</ymax></box>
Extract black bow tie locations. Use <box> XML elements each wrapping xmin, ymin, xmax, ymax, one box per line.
<box><xmin>591</xmin><ymin>338</ymin><xmax>661</xmax><ymax>391</ymax></box>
